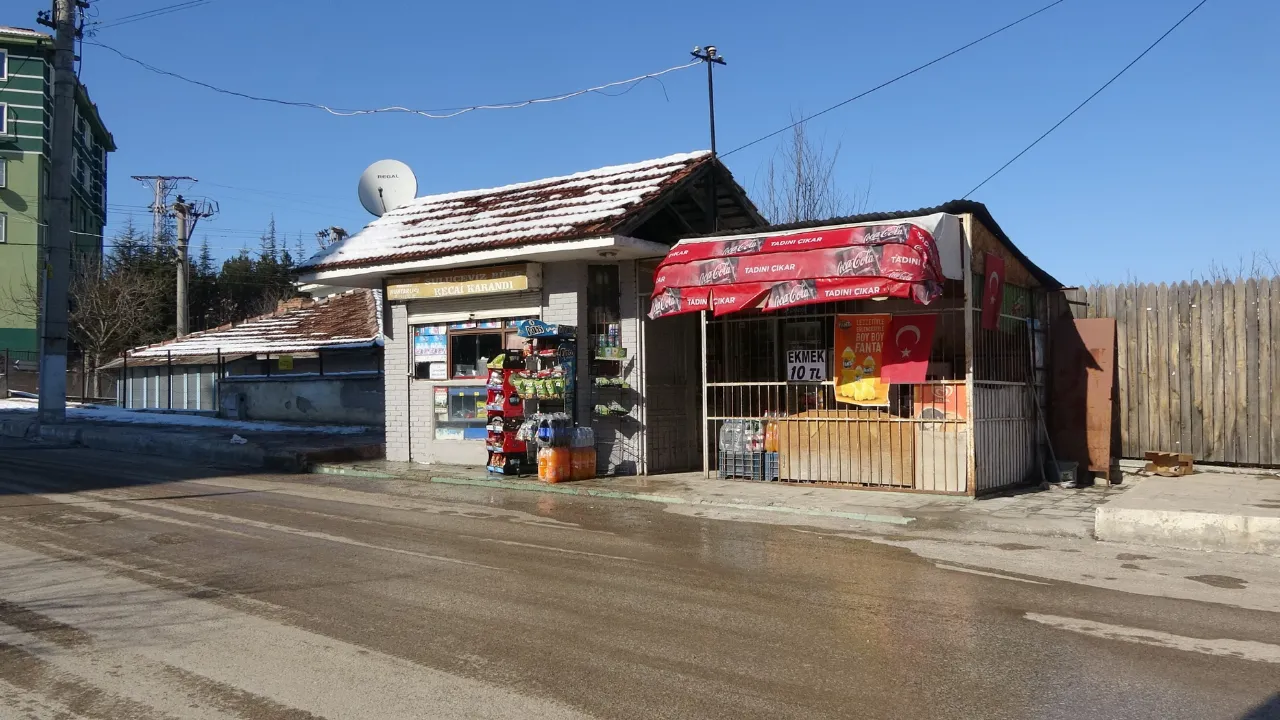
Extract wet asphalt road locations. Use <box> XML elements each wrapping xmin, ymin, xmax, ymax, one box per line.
<box><xmin>0</xmin><ymin>439</ymin><xmax>1277</xmax><ymax>720</ymax></box>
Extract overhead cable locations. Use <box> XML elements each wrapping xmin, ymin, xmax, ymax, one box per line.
<box><xmin>86</xmin><ymin>41</ymin><xmax>699</xmax><ymax>119</ymax></box>
<box><xmin>720</xmin><ymin>0</ymin><xmax>1071</xmax><ymax>158</ymax></box>
<box><xmin>963</xmin><ymin>0</ymin><xmax>1211</xmax><ymax>197</ymax></box>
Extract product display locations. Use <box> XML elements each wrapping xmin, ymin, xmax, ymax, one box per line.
<box><xmin>485</xmin><ymin>351</ymin><xmax>529</xmax><ymax>475</ymax></box>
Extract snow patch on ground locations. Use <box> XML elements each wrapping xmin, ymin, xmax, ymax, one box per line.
<box><xmin>0</xmin><ymin>398</ymin><xmax>370</xmax><ymax>435</ymax></box>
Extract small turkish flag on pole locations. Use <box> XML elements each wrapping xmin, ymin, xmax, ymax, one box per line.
<box><xmin>981</xmin><ymin>253</ymin><xmax>1005</xmax><ymax>331</ymax></box>
<box><xmin>882</xmin><ymin>314</ymin><xmax>938</xmax><ymax>384</ymax></box>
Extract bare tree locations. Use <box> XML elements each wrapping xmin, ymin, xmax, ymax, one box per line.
<box><xmin>0</xmin><ymin>256</ymin><xmax>165</xmax><ymax>396</ymax></box>
<box><xmin>1201</xmin><ymin>250</ymin><xmax>1280</xmax><ymax>282</ymax></box>
<box><xmin>69</xmin><ymin>256</ymin><xmax>167</xmax><ymax>395</ymax></box>
<box><xmin>756</xmin><ymin>114</ymin><xmax>870</xmax><ymax>224</ymax></box>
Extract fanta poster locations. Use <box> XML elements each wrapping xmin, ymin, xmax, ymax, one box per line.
<box><xmin>834</xmin><ymin>314</ymin><xmax>890</xmax><ymax>406</ymax></box>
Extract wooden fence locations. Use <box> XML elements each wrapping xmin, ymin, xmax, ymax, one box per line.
<box><xmin>1063</xmin><ymin>278</ymin><xmax>1280</xmax><ymax>466</ymax></box>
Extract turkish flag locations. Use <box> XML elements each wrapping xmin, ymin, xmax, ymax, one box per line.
<box><xmin>981</xmin><ymin>253</ymin><xmax>1005</xmax><ymax>331</ymax></box>
<box><xmin>882</xmin><ymin>314</ymin><xmax>938</xmax><ymax>384</ymax></box>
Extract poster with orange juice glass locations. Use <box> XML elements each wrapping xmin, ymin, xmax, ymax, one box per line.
<box><xmin>834</xmin><ymin>313</ymin><xmax>890</xmax><ymax>406</ymax></box>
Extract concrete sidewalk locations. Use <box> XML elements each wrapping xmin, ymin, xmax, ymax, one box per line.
<box><xmin>313</xmin><ymin>460</ymin><xmax>1134</xmax><ymax>539</ymax></box>
<box><xmin>1096</xmin><ymin>473</ymin><xmax>1280</xmax><ymax>555</ymax></box>
<box><xmin>0</xmin><ymin>412</ymin><xmax>383</xmax><ymax>471</ymax></box>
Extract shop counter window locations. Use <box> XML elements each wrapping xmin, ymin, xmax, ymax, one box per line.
<box><xmin>412</xmin><ymin>318</ymin><xmax>530</xmax><ymax>380</ymax></box>
<box><xmin>433</xmin><ymin>386</ymin><xmax>488</xmax><ymax>440</ymax></box>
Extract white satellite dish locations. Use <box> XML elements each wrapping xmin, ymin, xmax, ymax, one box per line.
<box><xmin>357</xmin><ymin>159</ymin><xmax>418</xmax><ymax>217</ymax></box>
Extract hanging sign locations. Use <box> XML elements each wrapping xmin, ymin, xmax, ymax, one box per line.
<box><xmin>786</xmin><ymin>349</ymin><xmax>828</xmax><ymax>382</ymax></box>
<box><xmin>387</xmin><ymin>263</ymin><xmax>543</xmax><ymax>301</ymax></box>
<box><xmin>834</xmin><ymin>314</ymin><xmax>890</xmax><ymax>406</ymax></box>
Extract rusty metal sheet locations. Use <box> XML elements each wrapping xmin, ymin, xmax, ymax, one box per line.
<box><xmin>1050</xmin><ymin>317</ymin><xmax>1116</xmax><ymax>476</ymax></box>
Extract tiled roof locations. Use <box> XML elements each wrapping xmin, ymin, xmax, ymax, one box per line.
<box><xmin>122</xmin><ymin>289</ymin><xmax>382</xmax><ymax>359</ymax></box>
<box><xmin>0</xmin><ymin>26</ymin><xmax>51</xmax><ymax>40</ymax></box>
<box><xmin>302</xmin><ymin>151</ymin><xmax>711</xmax><ymax>271</ymax></box>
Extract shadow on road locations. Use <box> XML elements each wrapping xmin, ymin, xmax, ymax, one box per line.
<box><xmin>1240</xmin><ymin>694</ymin><xmax>1280</xmax><ymax>720</ymax></box>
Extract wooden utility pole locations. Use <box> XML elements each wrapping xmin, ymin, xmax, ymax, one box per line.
<box><xmin>174</xmin><ymin>198</ymin><xmax>190</xmax><ymax>337</ymax></box>
<box><xmin>172</xmin><ymin>195</ymin><xmax>217</xmax><ymax>337</ymax></box>
<box><xmin>34</xmin><ymin>0</ymin><xmax>78</xmax><ymax>423</ymax></box>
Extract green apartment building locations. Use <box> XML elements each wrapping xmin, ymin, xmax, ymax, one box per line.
<box><xmin>1</xmin><ymin>25</ymin><xmax>115</xmax><ymax>352</ymax></box>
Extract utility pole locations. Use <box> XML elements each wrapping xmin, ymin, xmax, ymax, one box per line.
<box><xmin>33</xmin><ymin>0</ymin><xmax>79</xmax><ymax>424</ymax></box>
<box><xmin>691</xmin><ymin>45</ymin><xmax>726</xmax><ymax>232</ymax></box>
<box><xmin>172</xmin><ymin>195</ymin><xmax>217</xmax><ymax>337</ymax></box>
<box><xmin>131</xmin><ymin>175</ymin><xmax>194</xmax><ymax>244</ymax></box>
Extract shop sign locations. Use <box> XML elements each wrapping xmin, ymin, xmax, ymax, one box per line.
<box><xmin>428</xmin><ymin>363</ymin><xmax>447</xmax><ymax>380</ymax></box>
<box><xmin>786</xmin><ymin>349</ymin><xmax>827</xmax><ymax>382</ymax></box>
<box><xmin>834</xmin><ymin>313</ymin><xmax>890</xmax><ymax>406</ymax></box>
<box><xmin>387</xmin><ymin>263</ymin><xmax>542</xmax><ymax>301</ymax></box>
<box><xmin>277</xmin><ymin>354</ymin><xmax>294</xmax><ymax>370</ymax></box>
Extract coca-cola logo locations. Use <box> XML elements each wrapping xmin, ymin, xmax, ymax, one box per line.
<box><xmin>698</xmin><ymin>258</ymin><xmax>738</xmax><ymax>285</ymax></box>
<box><xmin>835</xmin><ymin>247</ymin><xmax>879</xmax><ymax>277</ymax></box>
<box><xmin>862</xmin><ymin>224</ymin><xmax>909</xmax><ymax>244</ymax></box>
<box><xmin>769</xmin><ymin>280</ymin><xmax>818</xmax><ymax>307</ymax></box>
<box><xmin>885</xmin><ymin>270</ymin><xmax>916</xmax><ymax>281</ymax></box>
<box><xmin>721</xmin><ymin>237</ymin><xmax>765</xmax><ymax>256</ymax></box>
<box><xmin>650</xmin><ymin>290</ymin><xmax>681</xmax><ymax>317</ymax></box>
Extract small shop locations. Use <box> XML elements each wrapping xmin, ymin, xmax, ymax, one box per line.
<box><xmin>647</xmin><ymin>200</ymin><xmax>1063</xmax><ymax>495</ymax></box>
<box><xmin>298</xmin><ymin>151</ymin><xmax>766</xmax><ymax>476</ymax></box>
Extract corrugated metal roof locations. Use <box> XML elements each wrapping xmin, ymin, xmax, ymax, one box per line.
<box><xmin>119</xmin><ymin>289</ymin><xmax>382</xmax><ymax>360</ymax></box>
<box><xmin>693</xmin><ymin>199</ymin><xmax>1063</xmax><ymax>290</ymax></box>
<box><xmin>302</xmin><ymin>151</ymin><xmax>711</xmax><ymax>272</ymax></box>
<box><xmin>0</xmin><ymin>26</ymin><xmax>51</xmax><ymax>40</ymax></box>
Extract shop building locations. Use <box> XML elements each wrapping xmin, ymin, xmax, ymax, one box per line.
<box><xmin>647</xmin><ymin>200</ymin><xmax>1064</xmax><ymax>495</ymax></box>
<box><xmin>299</xmin><ymin>151</ymin><xmax>764</xmax><ymax>473</ymax></box>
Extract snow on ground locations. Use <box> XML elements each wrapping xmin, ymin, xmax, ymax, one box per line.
<box><xmin>0</xmin><ymin>398</ymin><xmax>370</xmax><ymax>435</ymax></box>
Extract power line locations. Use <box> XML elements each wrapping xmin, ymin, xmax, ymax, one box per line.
<box><xmin>720</xmin><ymin>0</ymin><xmax>1070</xmax><ymax>158</ymax></box>
<box><xmin>86</xmin><ymin>1</ymin><xmax>214</xmax><ymax>32</ymax></box>
<box><xmin>963</xmin><ymin>0</ymin><xmax>1211</xmax><ymax>198</ymax></box>
<box><xmin>85</xmin><ymin>41</ymin><xmax>699</xmax><ymax>119</ymax></box>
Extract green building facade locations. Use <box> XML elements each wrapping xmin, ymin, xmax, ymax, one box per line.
<box><xmin>1</xmin><ymin>25</ymin><xmax>115</xmax><ymax>352</ymax></box>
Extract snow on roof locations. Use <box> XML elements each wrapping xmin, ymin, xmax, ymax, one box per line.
<box><xmin>123</xmin><ymin>289</ymin><xmax>381</xmax><ymax>359</ymax></box>
<box><xmin>302</xmin><ymin>151</ymin><xmax>710</xmax><ymax>272</ymax></box>
<box><xmin>0</xmin><ymin>26</ymin><xmax>52</xmax><ymax>40</ymax></box>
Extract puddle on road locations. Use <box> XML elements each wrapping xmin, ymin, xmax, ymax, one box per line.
<box><xmin>1186</xmin><ymin>575</ymin><xmax>1248</xmax><ymax>590</ymax></box>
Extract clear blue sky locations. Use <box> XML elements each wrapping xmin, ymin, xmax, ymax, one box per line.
<box><xmin>11</xmin><ymin>0</ymin><xmax>1278</xmax><ymax>284</ymax></box>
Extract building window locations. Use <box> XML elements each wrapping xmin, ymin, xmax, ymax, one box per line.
<box><xmin>0</xmin><ymin>103</ymin><xmax>8</xmax><ymax>136</ymax></box>
<box><xmin>411</xmin><ymin>319</ymin><xmax>528</xmax><ymax>380</ymax></box>
<box><xmin>0</xmin><ymin>157</ymin><xmax>6</xmax><ymax>188</ymax></box>
<box><xmin>0</xmin><ymin>213</ymin><xmax>7</xmax><ymax>244</ymax></box>
<box><xmin>0</xmin><ymin>50</ymin><xmax>7</xmax><ymax>81</ymax></box>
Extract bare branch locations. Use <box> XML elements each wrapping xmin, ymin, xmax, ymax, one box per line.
<box><xmin>753</xmin><ymin>113</ymin><xmax>870</xmax><ymax>224</ymax></box>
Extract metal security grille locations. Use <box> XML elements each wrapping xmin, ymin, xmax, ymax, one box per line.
<box><xmin>703</xmin><ymin>283</ymin><xmax>972</xmax><ymax>492</ymax></box>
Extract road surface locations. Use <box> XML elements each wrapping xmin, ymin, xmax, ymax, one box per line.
<box><xmin>0</xmin><ymin>439</ymin><xmax>1277</xmax><ymax>720</ymax></box>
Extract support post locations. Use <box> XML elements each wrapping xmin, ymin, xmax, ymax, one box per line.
<box><xmin>167</xmin><ymin>350</ymin><xmax>173</xmax><ymax>409</ymax></box>
<box><xmin>961</xmin><ymin>215</ymin><xmax>978</xmax><ymax>496</ymax></box>
<box><xmin>121</xmin><ymin>352</ymin><xmax>127</xmax><ymax>408</ymax></box>
<box><xmin>36</xmin><ymin>0</ymin><xmax>78</xmax><ymax>425</ymax></box>
<box><xmin>215</xmin><ymin>348</ymin><xmax>222</xmax><ymax>412</ymax></box>
<box><xmin>701</xmin><ymin>310</ymin><xmax>710</xmax><ymax>478</ymax></box>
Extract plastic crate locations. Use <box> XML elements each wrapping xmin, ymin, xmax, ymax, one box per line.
<box><xmin>719</xmin><ymin>451</ymin><xmax>780</xmax><ymax>481</ymax></box>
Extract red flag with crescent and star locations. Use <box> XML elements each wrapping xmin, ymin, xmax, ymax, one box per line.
<box><xmin>981</xmin><ymin>252</ymin><xmax>1005</xmax><ymax>331</ymax></box>
<box><xmin>881</xmin><ymin>314</ymin><xmax>938</xmax><ymax>384</ymax></box>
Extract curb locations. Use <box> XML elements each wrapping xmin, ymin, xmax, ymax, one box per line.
<box><xmin>311</xmin><ymin>465</ymin><xmax>915</xmax><ymax>525</ymax></box>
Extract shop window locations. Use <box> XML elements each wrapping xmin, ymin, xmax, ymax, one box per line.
<box><xmin>412</xmin><ymin>319</ymin><xmax>529</xmax><ymax>380</ymax></box>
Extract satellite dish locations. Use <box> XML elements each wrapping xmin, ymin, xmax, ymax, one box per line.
<box><xmin>358</xmin><ymin>159</ymin><xmax>418</xmax><ymax>217</ymax></box>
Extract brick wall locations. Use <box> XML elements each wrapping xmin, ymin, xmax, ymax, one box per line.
<box><xmin>384</xmin><ymin>301</ymin><xmax>410</xmax><ymax>461</ymax></box>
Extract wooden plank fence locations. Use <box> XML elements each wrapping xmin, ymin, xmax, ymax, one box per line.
<box><xmin>1063</xmin><ymin>278</ymin><xmax>1280</xmax><ymax>466</ymax></box>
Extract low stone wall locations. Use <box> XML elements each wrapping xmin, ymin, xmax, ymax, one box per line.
<box><xmin>218</xmin><ymin>375</ymin><xmax>384</xmax><ymax>425</ymax></box>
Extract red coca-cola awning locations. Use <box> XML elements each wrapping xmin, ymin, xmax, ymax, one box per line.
<box><xmin>649</xmin><ymin>221</ymin><xmax>946</xmax><ymax>319</ymax></box>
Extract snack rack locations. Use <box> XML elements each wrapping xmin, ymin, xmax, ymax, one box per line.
<box><xmin>484</xmin><ymin>350</ymin><xmax>529</xmax><ymax>475</ymax></box>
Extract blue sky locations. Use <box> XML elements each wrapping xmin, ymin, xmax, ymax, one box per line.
<box><xmin>11</xmin><ymin>0</ymin><xmax>1278</xmax><ymax>283</ymax></box>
